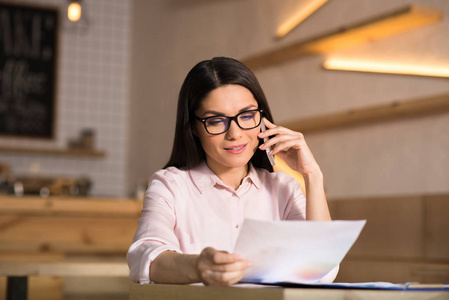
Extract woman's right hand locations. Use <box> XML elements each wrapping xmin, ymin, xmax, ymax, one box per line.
<box><xmin>196</xmin><ymin>247</ymin><xmax>252</xmax><ymax>286</ymax></box>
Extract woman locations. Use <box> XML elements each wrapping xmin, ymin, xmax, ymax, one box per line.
<box><xmin>127</xmin><ymin>57</ymin><xmax>336</xmax><ymax>286</ymax></box>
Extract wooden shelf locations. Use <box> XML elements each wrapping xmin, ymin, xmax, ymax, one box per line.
<box><xmin>242</xmin><ymin>5</ymin><xmax>442</xmax><ymax>69</ymax></box>
<box><xmin>0</xmin><ymin>146</ymin><xmax>106</xmax><ymax>158</ymax></box>
<box><xmin>280</xmin><ymin>92</ymin><xmax>449</xmax><ymax>133</ymax></box>
<box><xmin>0</xmin><ymin>196</ymin><xmax>142</xmax><ymax>218</ymax></box>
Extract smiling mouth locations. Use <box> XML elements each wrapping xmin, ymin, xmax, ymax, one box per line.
<box><xmin>225</xmin><ymin>144</ymin><xmax>246</xmax><ymax>151</ymax></box>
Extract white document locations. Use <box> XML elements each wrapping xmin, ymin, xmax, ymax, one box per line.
<box><xmin>233</xmin><ymin>219</ymin><xmax>366</xmax><ymax>284</ymax></box>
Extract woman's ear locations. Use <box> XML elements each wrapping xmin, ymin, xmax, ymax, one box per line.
<box><xmin>191</xmin><ymin>124</ymin><xmax>198</xmax><ymax>137</ymax></box>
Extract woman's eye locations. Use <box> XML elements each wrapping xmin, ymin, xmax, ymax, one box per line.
<box><xmin>240</xmin><ymin>112</ymin><xmax>256</xmax><ymax>120</ymax></box>
<box><xmin>206</xmin><ymin>118</ymin><xmax>225</xmax><ymax>126</ymax></box>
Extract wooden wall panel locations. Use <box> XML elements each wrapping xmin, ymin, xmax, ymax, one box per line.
<box><xmin>424</xmin><ymin>195</ymin><xmax>449</xmax><ymax>261</ymax></box>
<box><xmin>330</xmin><ymin>197</ymin><xmax>422</xmax><ymax>259</ymax></box>
<box><xmin>336</xmin><ymin>260</ymin><xmax>420</xmax><ymax>283</ymax></box>
<box><xmin>336</xmin><ymin>260</ymin><xmax>449</xmax><ymax>283</ymax></box>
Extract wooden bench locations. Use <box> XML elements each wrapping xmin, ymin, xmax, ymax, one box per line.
<box><xmin>0</xmin><ymin>196</ymin><xmax>141</xmax><ymax>300</ymax></box>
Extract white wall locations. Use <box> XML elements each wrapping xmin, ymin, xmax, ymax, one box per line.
<box><xmin>128</xmin><ymin>0</ymin><xmax>449</xmax><ymax>199</ymax></box>
<box><xmin>0</xmin><ymin>0</ymin><xmax>131</xmax><ymax>196</ymax></box>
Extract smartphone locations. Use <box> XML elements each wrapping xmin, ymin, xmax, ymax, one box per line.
<box><xmin>261</xmin><ymin>120</ymin><xmax>275</xmax><ymax>166</ymax></box>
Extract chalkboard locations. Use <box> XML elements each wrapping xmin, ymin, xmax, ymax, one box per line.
<box><xmin>0</xmin><ymin>3</ymin><xmax>58</xmax><ymax>138</ymax></box>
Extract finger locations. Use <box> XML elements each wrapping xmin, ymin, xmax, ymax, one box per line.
<box><xmin>260</xmin><ymin>118</ymin><xmax>277</xmax><ymax>137</ymax></box>
<box><xmin>269</xmin><ymin>138</ymin><xmax>305</xmax><ymax>155</ymax></box>
<box><xmin>211</xmin><ymin>251</ymin><xmax>242</xmax><ymax>264</ymax></box>
<box><xmin>201</xmin><ymin>248</ymin><xmax>242</xmax><ymax>264</ymax></box>
<box><xmin>202</xmin><ymin>269</ymin><xmax>247</xmax><ymax>286</ymax></box>
<box><xmin>216</xmin><ymin>270</ymin><xmax>246</xmax><ymax>285</ymax></box>
<box><xmin>259</xmin><ymin>132</ymin><xmax>303</xmax><ymax>151</ymax></box>
<box><xmin>198</xmin><ymin>259</ymin><xmax>251</xmax><ymax>286</ymax></box>
<box><xmin>205</xmin><ymin>260</ymin><xmax>252</xmax><ymax>272</ymax></box>
<box><xmin>259</xmin><ymin>124</ymin><xmax>297</xmax><ymax>140</ymax></box>
<box><xmin>262</xmin><ymin>117</ymin><xmax>275</xmax><ymax>128</ymax></box>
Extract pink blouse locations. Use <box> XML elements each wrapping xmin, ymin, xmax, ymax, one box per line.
<box><xmin>127</xmin><ymin>161</ymin><xmax>308</xmax><ymax>284</ymax></box>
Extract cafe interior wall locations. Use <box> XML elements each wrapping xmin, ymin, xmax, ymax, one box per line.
<box><xmin>0</xmin><ymin>0</ymin><xmax>131</xmax><ymax>196</ymax></box>
<box><xmin>2</xmin><ymin>0</ymin><xmax>447</xmax><ymax>199</ymax></box>
<box><xmin>128</xmin><ymin>0</ymin><xmax>449</xmax><ymax>200</ymax></box>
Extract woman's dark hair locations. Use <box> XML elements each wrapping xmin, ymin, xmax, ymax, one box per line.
<box><xmin>164</xmin><ymin>57</ymin><xmax>274</xmax><ymax>172</ymax></box>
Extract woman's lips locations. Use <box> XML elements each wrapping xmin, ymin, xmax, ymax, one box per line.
<box><xmin>224</xmin><ymin>144</ymin><xmax>247</xmax><ymax>154</ymax></box>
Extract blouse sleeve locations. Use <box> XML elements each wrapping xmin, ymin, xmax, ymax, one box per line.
<box><xmin>126</xmin><ymin>170</ymin><xmax>182</xmax><ymax>284</ymax></box>
<box><xmin>277</xmin><ymin>172</ymin><xmax>306</xmax><ymax>221</ymax></box>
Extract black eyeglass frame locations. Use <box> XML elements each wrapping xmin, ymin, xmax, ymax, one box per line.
<box><xmin>194</xmin><ymin>109</ymin><xmax>263</xmax><ymax>135</ymax></box>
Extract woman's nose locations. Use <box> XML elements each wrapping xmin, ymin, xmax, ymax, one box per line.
<box><xmin>225</xmin><ymin>120</ymin><xmax>242</xmax><ymax>139</ymax></box>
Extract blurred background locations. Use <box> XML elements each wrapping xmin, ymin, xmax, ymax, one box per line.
<box><xmin>0</xmin><ymin>0</ymin><xmax>448</xmax><ymax>299</ymax></box>
<box><xmin>0</xmin><ymin>0</ymin><xmax>448</xmax><ymax>199</ymax></box>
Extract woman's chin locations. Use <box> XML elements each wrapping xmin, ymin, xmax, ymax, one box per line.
<box><xmin>224</xmin><ymin>157</ymin><xmax>252</xmax><ymax>169</ymax></box>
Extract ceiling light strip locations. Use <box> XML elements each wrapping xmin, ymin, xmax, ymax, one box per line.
<box><xmin>276</xmin><ymin>0</ymin><xmax>329</xmax><ymax>38</ymax></box>
<box><xmin>323</xmin><ymin>58</ymin><xmax>449</xmax><ymax>78</ymax></box>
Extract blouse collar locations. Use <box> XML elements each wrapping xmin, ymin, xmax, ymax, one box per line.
<box><xmin>189</xmin><ymin>161</ymin><xmax>261</xmax><ymax>194</ymax></box>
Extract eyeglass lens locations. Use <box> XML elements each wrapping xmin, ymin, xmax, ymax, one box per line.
<box><xmin>205</xmin><ymin>110</ymin><xmax>261</xmax><ymax>134</ymax></box>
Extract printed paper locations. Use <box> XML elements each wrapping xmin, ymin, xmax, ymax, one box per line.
<box><xmin>234</xmin><ymin>219</ymin><xmax>366</xmax><ymax>284</ymax></box>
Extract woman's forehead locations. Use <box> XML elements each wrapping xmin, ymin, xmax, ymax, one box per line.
<box><xmin>198</xmin><ymin>85</ymin><xmax>258</xmax><ymax>114</ymax></box>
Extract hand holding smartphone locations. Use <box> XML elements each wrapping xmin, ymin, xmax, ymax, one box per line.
<box><xmin>261</xmin><ymin>120</ymin><xmax>275</xmax><ymax>166</ymax></box>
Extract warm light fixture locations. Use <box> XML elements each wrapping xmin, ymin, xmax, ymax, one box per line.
<box><xmin>243</xmin><ymin>5</ymin><xmax>442</xmax><ymax>70</ymax></box>
<box><xmin>68</xmin><ymin>1</ymin><xmax>82</xmax><ymax>22</ymax></box>
<box><xmin>323</xmin><ymin>58</ymin><xmax>449</xmax><ymax>78</ymax></box>
<box><xmin>276</xmin><ymin>0</ymin><xmax>328</xmax><ymax>38</ymax></box>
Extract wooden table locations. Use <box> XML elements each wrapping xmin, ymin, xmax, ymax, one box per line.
<box><xmin>129</xmin><ymin>282</ymin><xmax>449</xmax><ymax>300</ymax></box>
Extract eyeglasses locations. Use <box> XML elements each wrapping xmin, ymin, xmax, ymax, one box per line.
<box><xmin>194</xmin><ymin>109</ymin><xmax>263</xmax><ymax>135</ymax></box>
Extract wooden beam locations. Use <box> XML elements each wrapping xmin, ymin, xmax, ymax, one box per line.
<box><xmin>280</xmin><ymin>92</ymin><xmax>449</xmax><ymax>133</ymax></box>
<box><xmin>242</xmin><ymin>5</ymin><xmax>442</xmax><ymax>69</ymax></box>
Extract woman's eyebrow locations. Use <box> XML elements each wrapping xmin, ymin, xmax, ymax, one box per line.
<box><xmin>238</xmin><ymin>104</ymin><xmax>258</xmax><ymax>112</ymax></box>
<box><xmin>201</xmin><ymin>105</ymin><xmax>258</xmax><ymax>117</ymax></box>
<box><xmin>201</xmin><ymin>110</ymin><xmax>224</xmax><ymax>117</ymax></box>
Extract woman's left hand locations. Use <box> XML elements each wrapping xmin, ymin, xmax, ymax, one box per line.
<box><xmin>258</xmin><ymin>118</ymin><xmax>321</xmax><ymax>176</ymax></box>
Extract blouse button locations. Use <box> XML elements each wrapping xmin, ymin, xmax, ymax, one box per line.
<box><xmin>235</xmin><ymin>224</ymin><xmax>239</xmax><ymax>229</ymax></box>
